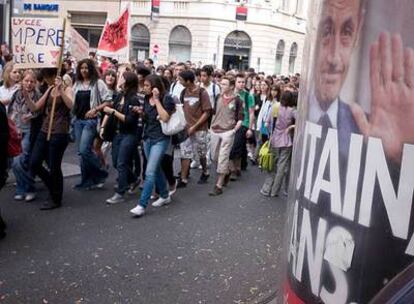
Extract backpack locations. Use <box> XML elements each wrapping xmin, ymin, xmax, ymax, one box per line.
<box><xmin>212</xmin><ymin>82</ymin><xmax>219</xmax><ymax>112</ymax></box>
<box><xmin>7</xmin><ymin>119</ymin><xmax>22</xmax><ymax>157</ymax></box>
<box><xmin>179</xmin><ymin>86</ymin><xmax>206</xmax><ymax>105</ymax></box>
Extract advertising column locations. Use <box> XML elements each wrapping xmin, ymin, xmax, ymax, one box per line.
<box><xmin>284</xmin><ymin>0</ymin><xmax>414</xmax><ymax>303</ymax></box>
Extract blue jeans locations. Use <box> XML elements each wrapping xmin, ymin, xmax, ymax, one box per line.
<box><xmin>12</xmin><ymin>131</ymin><xmax>35</xmax><ymax>195</ymax></box>
<box><xmin>139</xmin><ymin>138</ymin><xmax>170</xmax><ymax>208</ymax></box>
<box><xmin>112</xmin><ymin>133</ymin><xmax>138</xmax><ymax>195</ymax></box>
<box><xmin>74</xmin><ymin>119</ymin><xmax>108</xmax><ymax>187</ymax></box>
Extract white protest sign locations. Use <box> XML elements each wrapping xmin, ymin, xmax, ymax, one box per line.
<box><xmin>12</xmin><ymin>17</ymin><xmax>64</xmax><ymax>68</ymax></box>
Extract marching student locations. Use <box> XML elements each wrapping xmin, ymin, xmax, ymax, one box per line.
<box><xmin>72</xmin><ymin>59</ymin><xmax>111</xmax><ymax>190</ymax></box>
<box><xmin>102</xmin><ymin>72</ymin><xmax>141</xmax><ymax>204</ymax></box>
<box><xmin>229</xmin><ymin>73</ymin><xmax>255</xmax><ymax>179</ymax></box>
<box><xmin>209</xmin><ymin>76</ymin><xmax>243</xmax><ymax>196</ymax></box>
<box><xmin>176</xmin><ymin>70</ymin><xmax>212</xmax><ymax>187</ymax></box>
<box><xmin>130</xmin><ymin>75</ymin><xmax>175</xmax><ymax>217</ymax></box>
<box><xmin>26</xmin><ymin>71</ymin><xmax>73</xmax><ymax>210</ymax></box>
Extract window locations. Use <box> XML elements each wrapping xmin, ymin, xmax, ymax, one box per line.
<box><xmin>281</xmin><ymin>0</ymin><xmax>289</xmax><ymax>11</ymax></box>
<box><xmin>130</xmin><ymin>24</ymin><xmax>150</xmax><ymax>62</ymax></box>
<box><xmin>289</xmin><ymin>42</ymin><xmax>298</xmax><ymax>74</ymax></box>
<box><xmin>275</xmin><ymin>40</ymin><xmax>285</xmax><ymax>75</ymax></box>
<box><xmin>73</xmin><ymin>27</ymin><xmax>103</xmax><ymax>48</ymax></box>
<box><xmin>70</xmin><ymin>12</ymin><xmax>106</xmax><ymax>49</ymax></box>
<box><xmin>168</xmin><ymin>25</ymin><xmax>192</xmax><ymax>62</ymax></box>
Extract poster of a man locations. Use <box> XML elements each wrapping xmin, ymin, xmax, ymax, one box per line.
<box><xmin>285</xmin><ymin>0</ymin><xmax>414</xmax><ymax>303</ymax></box>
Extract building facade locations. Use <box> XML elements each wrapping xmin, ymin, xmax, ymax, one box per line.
<box><xmin>12</xmin><ymin>0</ymin><xmax>308</xmax><ymax>75</ymax></box>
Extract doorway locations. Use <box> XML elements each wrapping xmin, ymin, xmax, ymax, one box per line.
<box><xmin>222</xmin><ymin>31</ymin><xmax>251</xmax><ymax>71</ymax></box>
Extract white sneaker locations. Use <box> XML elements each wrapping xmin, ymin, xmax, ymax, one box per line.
<box><xmin>14</xmin><ymin>194</ymin><xmax>24</xmax><ymax>201</ymax></box>
<box><xmin>106</xmin><ymin>193</ymin><xmax>125</xmax><ymax>204</ymax></box>
<box><xmin>25</xmin><ymin>192</ymin><xmax>36</xmax><ymax>202</ymax></box>
<box><xmin>130</xmin><ymin>205</ymin><xmax>145</xmax><ymax>216</ymax></box>
<box><xmin>190</xmin><ymin>160</ymin><xmax>200</xmax><ymax>169</ymax></box>
<box><xmin>169</xmin><ymin>180</ymin><xmax>178</xmax><ymax>196</ymax></box>
<box><xmin>152</xmin><ymin>196</ymin><xmax>171</xmax><ymax>207</ymax></box>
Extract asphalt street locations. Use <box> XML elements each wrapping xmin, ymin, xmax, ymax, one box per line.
<box><xmin>0</xmin><ymin>144</ymin><xmax>288</xmax><ymax>304</ymax></box>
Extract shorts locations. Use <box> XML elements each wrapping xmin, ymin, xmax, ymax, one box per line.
<box><xmin>180</xmin><ymin>130</ymin><xmax>209</xmax><ymax>159</ymax></box>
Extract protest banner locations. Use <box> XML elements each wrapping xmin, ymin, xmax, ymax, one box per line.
<box><xmin>283</xmin><ymin>0</ymin><xmax>414</xmax><ymax>303</ymax></box>
<box><xmin>11</xmin><ymin>17</ymin><xmax>64</xmax><ymax>68</ymax></box>
<box><xmin>97</xmin><ymin>6</ymin><xmax>129</xmax><ymax>63</ymax></box>
<box><xmin>67</xmin><ymin>26</ymin><xmax>89</xmax><ymax>60</ymax></box>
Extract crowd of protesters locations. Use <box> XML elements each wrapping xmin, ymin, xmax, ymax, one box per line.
<box><xmin>0</xmin><ymin>48</ymin><xmax>299</xmax><ymax>238</ymax></box>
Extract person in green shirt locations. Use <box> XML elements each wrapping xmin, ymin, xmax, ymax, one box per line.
<box><xmin>229</xmin><ymin>73</ymin><xmax>256</xmax><ymax>180</ymax></box>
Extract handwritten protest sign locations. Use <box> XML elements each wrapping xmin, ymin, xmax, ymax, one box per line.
<box><xmin>97</xmin><ymin>7</ymin><xmax>129</xmax><ymax>63</ymax></box>
<box><xmin>12</xmin><ymin>17</ymin><xmax>64</xmax><ymax>68</ymax></box>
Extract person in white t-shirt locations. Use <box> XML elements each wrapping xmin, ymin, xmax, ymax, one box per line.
<box><xmin>197</xmin><ymin>65</ymin><xmax>221</xmax><ymax>169</ymax></box>
<box><xmin>200</xmin><ymin>65</ymin><xmax>221</xmax><ymax>111</ymax></box>
<box><xmin>169</xmin><ymin>62</ymin><xmax>186</xmax><ymax>98</ymax></box>
<box><xmin>0</xmin><ymin>62</ymin><xmax>21</xmax><ymax>111</ymax></box>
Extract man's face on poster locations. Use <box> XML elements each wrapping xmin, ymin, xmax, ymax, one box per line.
<box><xmin>314</xmin><ymin>0</ymin><xmax>361</xmax><ymax>107</ymax></box>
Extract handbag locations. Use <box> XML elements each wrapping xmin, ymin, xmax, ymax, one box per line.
<box><xmin>258</xmin><ymin>141</ymin><xmax>275</xmax><ymax>172</ymax></box>
<box><xmin>7</xmin><ymin>119</ymin><xmax>22</xmax><ymax>157</ymax></box>
<box><xmin>160</xmin><ymin>104</ymin><xmax>186</xmax><ymax>136</ymax></box>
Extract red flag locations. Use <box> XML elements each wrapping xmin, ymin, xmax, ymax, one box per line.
<box><xmin>151</xmin><ymin>0</ymin><xmax>160</xmax><ymax>21</ymax></box>
<box><xmin>98</xmin><ymin>7</ymin><xmax>129</xmax><ymax>52</ymax></box>
<box><xmin>236</xmin><ymin>6</ymin><xmax>248</xmax><ymax>21</ymax></box>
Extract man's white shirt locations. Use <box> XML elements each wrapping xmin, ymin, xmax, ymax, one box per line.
<box><xmin>200</xmin><ymin>81</ymin><xmax>220</xmax><ymax>109</ymax></box>
<box><xmin>170</xmin><ymin>81</ymin><xmax>185</xmax><ymax>99</ymax></box>
<box><xmin>309</xmin><ymin>91</ymin><xmax>338</xmax><ymax>129</ymax></box>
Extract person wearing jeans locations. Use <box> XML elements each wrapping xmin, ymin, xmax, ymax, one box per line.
<box><xmin>130</xmin><ymin>75</ymin><xmax>175</xmax><ymax>217</ymax></box>
<box><xmin>101</xmin><ymin>72</ymin><xmax>140</xmax><ymax>204</ymax></box>
<box><xmin>139</xmin><ymin>138</ymin><xmax>170</xmax><ymax>207</ymax></box>
<box><xmin>73</xmin><ymin>118</ymin><xmax>108</xmax><ymax>188</ymax></box>
<box><xmin>72</xmin><ymin>59</ymin><xmax>111</xmax><ymax>189</ymax></box>
<box><xmin>9</xmin><ymin>70</ymin><xmax>41</xmax><ymax>201</ymax></box>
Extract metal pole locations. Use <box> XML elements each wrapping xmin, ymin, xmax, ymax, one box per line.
<box><xmin>8</xmin><ymin>0</ymin><xmax>14</xmax><ymax>46</ymax></box>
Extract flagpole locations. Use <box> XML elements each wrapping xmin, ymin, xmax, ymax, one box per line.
<box><xmin>47</xmin><ymin>18</ymin><xmax>66</xmax><ymax>141</ymax></box>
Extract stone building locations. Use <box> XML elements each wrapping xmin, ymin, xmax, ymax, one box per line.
<box><xmin>8</xmin><ymin>0</ymin><xmax>308</xmax><ymax>74</ymax></box>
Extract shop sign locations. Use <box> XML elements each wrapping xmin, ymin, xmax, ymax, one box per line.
<box><xmin>23</xmin><ymin>3</ymin><xmax>59</xmax><ymax>12</ymax></box>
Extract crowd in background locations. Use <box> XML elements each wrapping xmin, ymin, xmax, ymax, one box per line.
<box><xmin>0</xmin><ymin>47</ymin><xmax>299</xmax><ymax>238</ymax></box>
